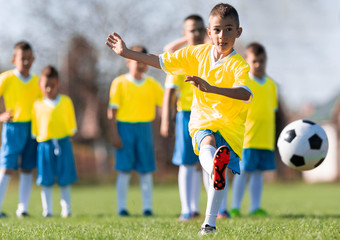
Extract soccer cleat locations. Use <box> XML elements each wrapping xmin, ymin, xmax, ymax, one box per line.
<box><xmin>229</xmin><ymin>208</ymin><xmax>241</xmax><ymax>218</ymax></box>
<box><xmin>16</xmin><ymin>211</ymin><xmax>30</xmax><ymax>218</ymax></box>
<box><xmin>190</xmin><ymin>212</ymin><xmax>200</xmax><ymax>218</ymax></box>
<box><xmin>118</xmin><ymin>209</ymin><xmax>130</xmax><ymax>217</ymax></box>
<box><xmin>43</xmin><ymin>213</ymin><xmax>53</xmax><ymax>218</ymax></box>
<box><xmin>217</xmin><ymin>210</ymin><xmax>231</xmax><ymax>219</ymax></box>
<box><xmin>61</xmin><ymin>212</ymin><xmax>72</xmax><ymax>218</ymax></box>
<box><xmin>0</xmin><ymin>212</ymin><xmax>7</xmax><ymax>218</ymax></box>
<box><xmin>179</xmin><ymin>213</ymin><xmax>191</xmax><ymax>221</ymax></box>
<box><xmin>198</xmin><ymin>224</ymin><xmax>216</xmax><ymax>235</ymax></box>
<box><xmin>213</xmin><ymin>146</ymin><xmax>230</xmax><ymax>190</ymax></box>
<box><xmin>143</xmin><ymin>209</ymin><xmax>153</xmax><ymax>217</ymax></box>
<box><xmin>250</xmin><ymin>208</ymin><xmax>268</xmax><ymax>217</ymax></box>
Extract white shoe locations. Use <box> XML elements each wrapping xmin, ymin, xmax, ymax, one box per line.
<box><xmin>61</xmin><ymin>211</ymin><xmax>72</xmax><ymax>218</ymax></box>
<box><xmin>198</xmin><ymin>224</ymin><xmax>216</xmax><ymax>235</ymax></box>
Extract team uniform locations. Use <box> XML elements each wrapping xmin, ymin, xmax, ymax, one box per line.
<box><xmin>231</xmin><ymin>74</ymin><xmax>278</xmax><ymax>216</ymax></box>
<box><xmin>109</xmin><ymin>74</ymin><xmax>163</xmax><ymax>173</ymax></box>
<box><xmin>0</xmin><ymin>69</ymin><xmax>41</xmax><ymax>170</ymax></box>
<box><xmin>160</xmin><ymin>44</ymin><xmax>252</xmax><ymax>171</ymax></box>
<box><xmin>32</xmin><ymin>94</ymin><xmax>78</xmax><ymax>187</ymax></box>
<box><xmin>31</xmin><ymin>94</ymin><xmax>77</xmax><ymax>218</ymax></box>
<box><xmin>109</xmin><ymin>73</ymin><xmax>163</xmax><ymax>215</ymax></box>
<box><xmin>160</xmin><ymin>44</ymin><xmax>252</xmax><ymax>228</ymax></box>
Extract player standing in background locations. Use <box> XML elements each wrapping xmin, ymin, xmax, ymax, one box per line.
<box><xmin>105</xmin><ymin>3</ymin><xmax>252</xmax><ymax>234</ymax></box>
<box><xmin>108</xmin><ymin>45</ymin><xmax>163</xmax><ymax>217</ymax></box>
<box><xmin>230</xmin><ymin>42</ymin><xmax>278</xmax><ymax>217</ymax></box>
<box><xmin>0</xmin><ymin>41</ymin><xmax>41</xmax><ymax>218</ymax></box>
<box><xmin>32</xmin><ymin>65</ymin><xmax>78</xmax><ymax>218</ymax></box>
<box><xmin>160</xmin><ymin>14</ymin><xmax>206</xmax><ymax>221</ymax></box>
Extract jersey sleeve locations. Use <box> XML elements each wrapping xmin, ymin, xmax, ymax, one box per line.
<box><xmin>0</xmin><ymin>73</ymin><xmax>7</xmax><ymax>96</ymax></box>
<box><xmin>159</xmin><ymin>45</ymin><xmax>197</xmax><ymax>76</ymax></box>
<box><xmin>108</xmin><ymin>78</ymin><xmax>120</xmax><ymax>109</ymax></box>
<box><xmin>273</xmin><ymin>81</ymin><xmax>278</xmax><ymax>111</ymax></box>
<box><xmin>154</xmin><ymin>80</ymin><xmax>164</xmax><ymax>107</ymax></box>
<box><xmin>232</xmin><ymin>62</ymin><xmax>253</xmax><ymax>103</ymax></box>
<box><xmin>68</xmin><ymin>98</ymin><xmax>77</xmax><ymax>135</ymax></box>
<box><xmin>31</xmin><ymin>102</ymin><xmax>38</xmax><ymax>138</ymax></box>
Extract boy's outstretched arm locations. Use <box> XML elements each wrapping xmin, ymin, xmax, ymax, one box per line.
<box><xmin>105</xmin><ymin>32</ymin><xmax>161</xmax><ymax>69</ymax></box>
<box><xmin>185</xmin><ymin>76</ymin><xmax>251</xmax><ymax>101</ymax></box>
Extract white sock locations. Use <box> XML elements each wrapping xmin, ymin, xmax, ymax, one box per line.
<box><xmin>202</xmin><ymin>170</ymin><xmax>210</xmax><ymax>193</ymax></box>
<box><xmin>60</xmin><ymin>186</ymin><xmax>72</xmax><ymax>216</ymax></box>
<box><xmin>17</xmin><ymin>172</ymin><xmax>33</xmax><ymax>214</ymax></box>
<box><xmin>231</xmin><ymin>171</ymin><xmax>250</xmax><ymax>209</ymax></box>
<box><xmin>116</xmin><ymin>172</ymin><xmax>131</xmax><ymax>212</ymax></box>
<box><xmin>203</xmin><ymin>180</ymin><xmax>226</xmax><ymax>227</ymax></box>
<box><xmin>249</xmin><ymin>171</ymin><xmax>263</xmax><ymax>213</ymax></box>
<box><xmin>199</xmin><ymin>145</ymin><xmax>216</xmax><ymax>176</ymax></box>
<box><xmin>140</xmin><ymin>173</ymin><xmax>153</xmax><ymax>211</ymax></box>
<box><xmin>0</xmin><ymin>172</ymin><xmax>11</xmax><ymax>212</ymax></box>
<box><xmin>178</xmin><ymin>164</ymin><xmax>194</xmax><ymax>215</ymax></box>
<box><xmin>41</xmin><ymin>186</ymin><xmax>53</xmax><ymax>216</ymax></box>
<box><xmin>218</xmin><ymin>181</ymin><xmax>228</xmax><ymax>213</ymax></box>
<box><xmin>190</xmin><ymin>166</ymin><xmax>201</xmax><ymax>213</ymax></box>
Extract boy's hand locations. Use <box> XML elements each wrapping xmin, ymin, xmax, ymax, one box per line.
<box><xmin>185</xmin><ymin>76</ymin><xmax>213</xmax><ymax>93</ymax></box>
<box><xmin>0</xmin><ymin>111</ymin><xmax>12</xmax><ymax>122</ymax></box>
<box><xmin>105</xmin><ymin>32</ymin><xmax>127</xmax><ymax>56</ymax></box>
<box><xmin>113</xmin><ymin>134</ymin><xmax>123</xmax><ymax>149</ymax></box>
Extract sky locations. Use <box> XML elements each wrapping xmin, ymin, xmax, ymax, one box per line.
<box><xmin>0</xmin><ymin>0</ymin><xmax>339</xmax><ymax>111</ymax></box>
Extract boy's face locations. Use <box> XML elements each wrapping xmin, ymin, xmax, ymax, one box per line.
<box><xmin>39</xmin><ymin>76</ymin><xmax>59</xmax><ymax>100</ymax></box>
<box><xmin>207</xmin><ymin>16</ymin><xmax>242</xmax><ymax>56</ymax></box>
<box><xmin>12</xmin><ymin>49</ymin><xmax>34</xmax><ymax>74</ymax></box>
<box><xmin>183</xmin><ymin>19</ymin><xmax>205</xmax><ymax>46</ymax></box>
<box><xmin>126</xmin><ymin>59</ymin><xmax>148</xmax><ymax>75</ymax></box>
<box><xmin>245</xmin><ymin>52</ymin><xmax>267</xmax><ymax>78</ymax></box>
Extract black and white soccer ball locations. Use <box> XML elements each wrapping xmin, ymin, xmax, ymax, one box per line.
<box><xmin>277</xmin><ymin>119</ymin><xmax>329</xmax><ymax>171</ymax></box>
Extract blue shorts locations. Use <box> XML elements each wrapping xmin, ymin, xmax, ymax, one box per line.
<box><xmin>115</xmin><ymin>121</ymin><xmax>156</xmax><ymax>173</ymax></box>
<box><xmin>36</xmin><ymin>137</ymin><xmax>78</xmax><ymax>187</ymax></box>
<box><xmin>0</xmin><ymin>122</ymin><xmax>37</xmax><ymax>171</ymax></box>
<box><xmin>195</xmin><ymin>129</ymin><xmax>240</xmax><ymax>174</ymax></box>
<box><xmin>172</xmin><ymin>111</ymin><xmax>199</xmax><ymax>166</ymax></box>
<box><xmin>240</xmin><ymin>148</ymin><xmax>276</xmax><ymax>172</ymax></box>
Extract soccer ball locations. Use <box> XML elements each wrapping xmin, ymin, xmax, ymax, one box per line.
<box><xmin>277</xmin><ymin>119</ymin><xmax>328</xmax><ymax>171</ymax></box>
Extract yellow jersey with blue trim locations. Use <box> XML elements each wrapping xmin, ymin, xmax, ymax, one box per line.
<box><xmin>160</xmin><ymin>44</ymin><xmax>252</xmax><ymax>157</ymax></box>
<box><xmin>0</xmin><ymin>69</ymin><xmax>41</xmax><ymax>122</ymax></box>
<box><xmin>165</xmin><ymin>74</ymin><xmax>193</xmax><ymax>112</ymax></box>
<box><xmin>109</xmin><ymin>74</ymin><xmax>164</xmax><ymax>123</ymax></box>
<box><xmin>243</xmin><ymin>75</ymin><xmax>278</xmax><ymax>150</ymax></box>
<box><xmin>32</xmin><ymin>94</ymin><xmax>77</xmax><ymax>142</ymax></box>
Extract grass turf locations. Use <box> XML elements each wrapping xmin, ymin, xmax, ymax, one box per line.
<box><xmin>1</xmin><ymin>182</ymin><xmax>340</xmax><ymax>239</ymax></box>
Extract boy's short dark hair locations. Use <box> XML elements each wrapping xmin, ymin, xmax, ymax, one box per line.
<box><xmin>130</xmin><ymin>45</ymin><xmax>148</xmax><ymax>54</ymax></box>
<box><xmin>246</xmin><ymin>42</ymin><xmax>267</xmax><ymax>57</ymax></box>
<box><xmin>209</xmin><ymin>3</ymin><xmax>239</xmax><ymax>27</ymax></box>
<box><xmin>41</xmin><ymin>65</ymin><xmax>59</xmax><ymax>80</ymax></box>
<box><xmin>13</xmin><ymin>41</ymin><xmax>33</xmax><ymax>55</ymax></box>
<box><xmin>184</xmin><ymin>14</ymin><xmax>204</xmax><ymax>23</ymax></box>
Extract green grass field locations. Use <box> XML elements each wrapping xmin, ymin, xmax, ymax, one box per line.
<box><xmin>1</xmin><ymin>182</ymin><xmax>340</xmax><ymax>239</ymax></box>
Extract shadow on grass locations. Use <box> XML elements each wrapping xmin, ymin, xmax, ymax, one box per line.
<box><xmin>279</xmin><ymin>214</ymin><xmax>340</xmax><ymax>219</ymax></box>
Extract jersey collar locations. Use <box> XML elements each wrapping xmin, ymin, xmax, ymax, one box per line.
<box><xmin>126</xmin><ymin>73</ymin><xmax>146</xmax><ymax>86</ymax></box>
<box><xmin>13</xmin><ymin>68</ymin><xmax>32</xmax><ymax>83</ymax></box>
<box><xmin>209</xmin><ymin>46</ymin><xmax>236</xmax><ymax>70</ymax></box>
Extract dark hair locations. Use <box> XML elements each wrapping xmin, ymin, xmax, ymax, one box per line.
<box><xmin>184</xmin><ymin>14</ymin><xmax>204</xmax><ymax>23</ymax></box>
<box><xmin>130</xmin><ymin>45</ymin><xmax>148</xmax><ymax>54</ymax></box>
<box><xmin>13</xmin><ymin>41</ymin><xmax>33</xmax><ymax>55</ymax></box>
<box><xmin>41</xmin><ymin>65</ymin><xmax>59</xmax><ymax>80</ymax></box>
<box><xmin>246</xmin><ymin>42</ymin><xmax>267</xmax><ymax>57</ymax></box>
<box><xmin>209</xmin><ymin>3</ymin><xmax>239</xmax><ymax>27</ymax></box>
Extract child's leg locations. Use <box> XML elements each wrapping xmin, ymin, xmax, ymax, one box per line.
<box><xmin>249</xmin><ymin>170</ymin><xmax>263</xmax><ymax>213</ymax></box>
<box><xmin>231</xmin><ymin>171</ymin><xmax>250</xmax><ymax>210</ymax></box>
<box><xmin>139</xmin><ymin>173</ymin><xmax>153</xmax><ymax>212</ymax></box>
<box><xmin>17</xmin><ymin>170</ymin><xmax>33</xmax><ymax>216</ymax></box>
<box><xmin>178</xmin><ymin>164</ymin><xmax>194</xmax><ymax>216</ymax></box>
<box><xmin>60</xmin><ymin>186</ymin><xmax>71</xmax><ymax>217</ymax></box>
<box><xmin>0</xmin><ymin>171</ymin><xmax>11</xmax><ymax>213</ymax></box>
<box><xmin>190</xmin><ymin>164</ymin><xmax>201</xmax><ymax>215</ymax></box>
<box><xmin>41</xmin><ymin>186</ymin><xmax>53</xmax><ymax>217</ymax></box>
<box><xmin>116</xmin><ymin>171</ymin><xmax>131</xmax><ymax>213</ymax></box>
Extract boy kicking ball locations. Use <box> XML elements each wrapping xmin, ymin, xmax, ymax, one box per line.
<box><xmin>105</xmin><ymin>3</ymin><xmax>252</xmax><ymax>235</ymax></box>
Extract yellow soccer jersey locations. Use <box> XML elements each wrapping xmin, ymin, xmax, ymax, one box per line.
<box><xmin>0</xmin><ymin>69</ymin><xmax>41</xmax><ymax>122</ymax></box>
<box><xmin>160</xmin><ymin>44</ymin><xmax>252</xmax><ymax>157</ymax></box>
<box><xmin>109</xmin><ymin>74</ymin><xmax>164</xmax><ymax>122</ymax></box>
<box><xmin>32</xmin><ymin>95</ymin><xmax>77</xmax><ymax>142</ymax></box>
<box><xmin>243</xmin><ymin>75</ymin><xmax>278</xmax><ymax>150</ymax></box>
